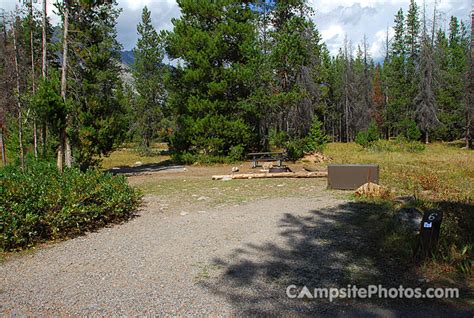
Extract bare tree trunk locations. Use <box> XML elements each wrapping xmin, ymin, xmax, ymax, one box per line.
<box><xmin>41</xmin><ymin>0</ymin><xmax>48</xmax><ymax>157</ymax></box>
<box><xmin>29</xmin><ymin>0</ymin><xmax>38</xmax><ymax>159</ymax></box>
<box><xmin>12</xmin><ymin>14</ymin><xmax>24</xmax><ymax>169</ymax></box>
<box><xmin>59</xmin><ymin>0</ymin><xmax>70</xmax><ymax>171</ymax></box>
<box><xmin>42</xmin><ymin>0</ymin><xmax>47</xmax><ymax>79</ymax></box>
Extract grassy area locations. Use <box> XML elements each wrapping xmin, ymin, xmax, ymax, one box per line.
<box><xmin>325</xmin><ymin>142</ymin><xmax>474</xmax><ymax>201</ymax></box>
<box><xmin>101</xmin><ymin>149</ymin><xmax>170</xmax><ymax>170</ymax></box>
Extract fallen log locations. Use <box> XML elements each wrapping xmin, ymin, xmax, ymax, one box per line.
<box><xmin>212</xmin><ymin>171</ymin><xmax>328</xmax><ymax>180</ymax></box>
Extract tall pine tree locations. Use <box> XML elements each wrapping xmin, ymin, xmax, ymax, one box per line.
<box><xmin>132</xmin><ymin>6</ymin><xmax>165</xmax><ymax>149</ymax></box>
<box><xmin>165</xmin><ymin>0</ymin><xmax>258</xmax><ymax>156</ymax></box>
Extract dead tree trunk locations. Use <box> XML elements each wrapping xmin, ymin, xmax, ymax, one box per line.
<box><xmin>41</xmin><ymin>0</ymin><xmax>47</xmax><ymax>157</ymax></box>
<box><xmin>58</xmin><ymin>0</ymin><xmax>70</xmax><ymax>171</ymax></box>
<box><xmin>12</xmin><ymin>15</ymin><xmax>24</xmax><ymax>169</ymax></box>
<box><xmin>29</xmin><ymin>0</ymin><xmax>38</xmax><ymax>159</ymax></box>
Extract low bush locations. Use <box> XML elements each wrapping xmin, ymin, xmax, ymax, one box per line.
<box><xmin>268</xmin><ymin>129</ymin><xmax>287</xmax><ymax>150</ymax></box>
<box><xmin>228</xmin><ymin>145</ymin><xmax>245</xmax><ymax>162</ymax></box>
<box><xmin>285</xmin><ymin>138</ymin><xmax>306</xmax><ymax>161</ymax></box>
<box><xmin>304</xmin><ymin>117</ymin><xmax>328</xmax><ymax>152</ymax></box>
<box><xmin>355</xmin><ymin>121</ymin><xmax>380</xmax><ymax>148</ymax></box>
<box><xmin>1</xmin><ymin>162</ymin><xmax>142</xmax><ymax>251</ymax></box>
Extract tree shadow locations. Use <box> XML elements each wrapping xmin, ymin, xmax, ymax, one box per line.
<box><xmin>106</xmin><ymin>159</ymin><xmax>185</xmax><ymax>175</ymax></box>
<box><xmin>202</xmin><ymin>201</ymin><xmax>472</xmax><ymax>316</ymax></box>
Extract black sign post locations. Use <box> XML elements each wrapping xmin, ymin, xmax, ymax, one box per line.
<box><xmin>419</xmin><ymin>209</ymin><xmax>443</xmax><ymax>258</ymax></box>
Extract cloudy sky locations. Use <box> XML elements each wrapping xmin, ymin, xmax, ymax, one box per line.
<box><xmin>1</xmin><ymin>0</ymin><xmax>471</xmax><ymax>60</ymax></box>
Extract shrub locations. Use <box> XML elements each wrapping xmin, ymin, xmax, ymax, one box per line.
<box><xmin>397</xmin><ymin>119</ymin><xmax>422</xmax><ymax>141</ymax></box>
<box><xmin>355</xmin><ymin>131</ymin><xmax>370</xmax><ymax>148</ymax></box>
<box><xmin>305</xmin><ymin>117</ymin><xmax>328</xmax><ymax>152</ymax></box>
<box><xmin>355</xmin><ymin>121</ymin><xmax>380</xmax><ymax>148</ymax></box>
<box><xmin>285</xmin><ymin>138</ymin><xmax>305</xmax><ymax>161</ymax></box>
<box><xmin>228</xmin><ymin>144</ymin><xmax>245</xmax><ymax>162</ymax></box>
<box><xmin>172</xmin><ymin>152</ymin><xmax>232</xmax><ymax>165</ymax></box>
<box><xmin>268</xmin><ymin>129</ymin><xmax>287</xmax><ymax>150</ymax></box>
<box><xmin>1</xmin><ymin>162</ymin><xmax>141</xmax><ymax>251</ymax></box>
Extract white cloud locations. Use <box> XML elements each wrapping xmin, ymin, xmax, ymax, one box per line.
<box><xmin>0</xmin><ymin>0</ymin><xmax>469</xmax><ymax>58</ymax></box>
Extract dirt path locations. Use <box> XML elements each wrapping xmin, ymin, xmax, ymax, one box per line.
<box><xmin>0</xmin><ymin>188</ymin><xmax>470</xmax><ymax>316</ymax></box>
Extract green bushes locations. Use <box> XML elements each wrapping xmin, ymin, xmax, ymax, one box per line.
<box><xmin>1</xmin><ymin>162</ymin><xmax>141</xmax><ymax>251</ymax></box>
<box><xmin>355</xmin><ymin>121</ymin><xmax>380</xmax><ymax>148</ymax></box>
<box><xmin>285</xmin><ymin>139</ymin><xmax>306</xmax><ymax>161</ymax></box>
<box><xmin>304</xmin><ymin>118</ymin><xmax>328</xmax><ymax>153</ymax></box>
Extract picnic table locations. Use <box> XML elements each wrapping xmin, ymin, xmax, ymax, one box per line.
<box><xmin>247</xmin><ymin>152</ymin><xmax>285</xmax><ymax>169</ymax></box>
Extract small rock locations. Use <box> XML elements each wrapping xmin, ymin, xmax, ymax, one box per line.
<box><xmin>277</xmin><ymin>184</ymin><xmax>285</xmax><ymax>187</ymax></box>
<box><xmin>134</xmin><ymin>161</ymin><xmax>143</xmax><ymax>166</ymax></box>
<box><xmin>180</xmin><ymin>212</ymin><xmax>189</xmax><ymax>216</ymax></box>
<box><xmin>395</xmin><ymin>195</ymin><xmax>417</xmax><ymax>205</ymax></box>
<box><xmin>232</xmin><ymin>167</ymin><xmax>239</xmax><ymax>172</ymax></box>
<box><xmin>197</xmin><ymin>196</ymin><xmax>209</xmax><ymax>201</ymax></box>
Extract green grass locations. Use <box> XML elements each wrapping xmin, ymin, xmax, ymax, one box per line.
<box><xmin>101</xmin><ymin>149</ymin><xmax>170</xmax><ymax>170</ymax></box>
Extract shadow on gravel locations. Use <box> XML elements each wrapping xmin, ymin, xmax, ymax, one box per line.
<box><xmin>202</xmin><ymin>201</ymin><xmax>472</xmax><ymax>317</ymax></box>
<box><xmin>106</xmin><ymin>160</ymin><xmax>185</xmax><ymax>175</ymax></box>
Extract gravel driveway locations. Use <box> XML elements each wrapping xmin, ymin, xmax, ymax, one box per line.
<box><xmin>0</xmin><ymin>189</ymin><xmax>471</xmax><ymax>316</ymax></box>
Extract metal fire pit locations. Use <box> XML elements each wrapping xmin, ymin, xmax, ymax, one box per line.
<box><xmin>269</xmin><ymin>166</ymin><xmax>292</xmax><ymax>173</ymax></box>
<box><xmin>328</xmin><ymin>164</ymin><xmax>379</xmax><ymax>190</ymax></box>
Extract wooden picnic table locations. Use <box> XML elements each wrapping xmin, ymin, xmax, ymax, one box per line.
<box><xmin>247</xmin><ymin>152</ymin><xmax>285</xmax><ymax>168</ymax></box>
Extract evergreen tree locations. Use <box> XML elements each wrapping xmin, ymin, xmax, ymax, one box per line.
<box><xmin>405</xmin><ymin>0</ymin><xmax>420</xmax><ymax>114</ymax></box>
<box><xmin>132</xmin><ymin>6</ymin><xmax>165</xmax><ymax>149</ymax></box>
<box><xmin>269</xmin><ymin>0</ymin><xmax>322</xmax><ymax>138</ymax></box>
<box><xmin>467</xmin><ymin>12</ymin><xmax>474</xmax><ymax>149</ymax></box>
<box><xmin>434</xmin><ymin>17</ymin><xmax>470</xmax><ymax>140</ymax></box>
<box><xmin>66</xmin><ymin>0</ymin><xmax>128</xmax><ymax>169</ymax></box>
<box><xmin>385</xmin><ymin>8</ymin><xmax>409</xmax><ymax>136</ymax></box>
<box><xmin>165</xmin><ymin>0</ymin><xmax>258</xmax><ymax>156</ymax></box>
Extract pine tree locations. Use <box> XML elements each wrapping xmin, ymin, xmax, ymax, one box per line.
<box><xmin>165</xmin><ymin>0</ymin><xmax>258</xmax><ymax>156</ymax></box>
<box><xmin>132</xmin><ymin>6</ymin><xmax>165</xmax><ymax>149</ymax></box>
<box><xmin>405</xmin><ymin>0</ymin><xmax>420</xmax><ymax>117</ymax></box>
<box><xmin>467</xmin><ymin>12</ymin><xmax>474</xmax><ymax>149</ymax></box>
<box><xmin>66</xmin><ymin>0</ymin><xmax>128</xmax><ymax>169</ymax></box>
<box><xmin>269</xmin><ymin>0</ymin><xmax>322</xmax><ymax>138</ymax></box>
<box><xmin>385</xmin><ymin>8</ymin><xmax>409</xmax><ymax>137</ymax></box>
<box><xmin>434</xmin><ymin>17</ymin><xmax>470</xmax><ymax>140</ymax></box>
<box><xmin>372</xmin><ymin>64</ymin><xmax>384</xmax><ymax>129</ymax></box>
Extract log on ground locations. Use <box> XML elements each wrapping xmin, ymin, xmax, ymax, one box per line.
<box><xmin>212</xmin><ymin>171</ymin><xmax>328</xmax><ymax>180</ymax></box>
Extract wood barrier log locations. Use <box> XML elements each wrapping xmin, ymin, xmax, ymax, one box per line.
<box><xmin>212</xmin><ymin>171</ymin><xmax>328</xmax><ymax>180</ymax></box>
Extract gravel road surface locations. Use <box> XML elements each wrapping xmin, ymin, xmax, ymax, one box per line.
<box><xmin>1</xmin><ymin>190</ymin><xmax>470</xmax><ymax>316</ymax></box>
